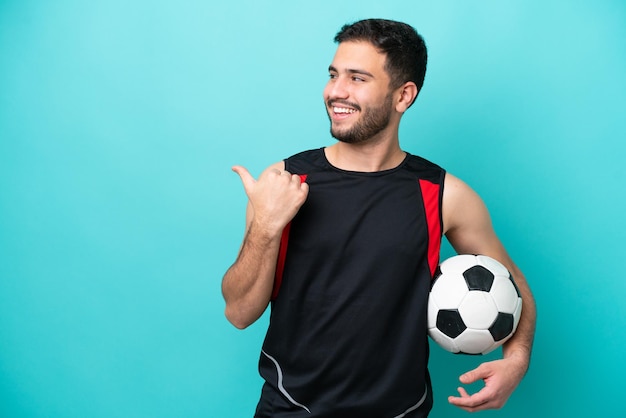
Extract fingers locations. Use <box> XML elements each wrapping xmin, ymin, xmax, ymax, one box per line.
<box><xmin>449</xmin><ymin>360</ymin><xmax>515</xmax><ymax>412</ymax></box>
<box><xmin>459</xmin><ymin>362</ymin><xmax>491</xmax><ymax>385</ymax></box>
<box><xmin>232</xmin><ymin>165</ymin><xmax>256</xmax><ymax>194</ymax></box>
<box><xmin>232</xmin><ymin>165</ymin><xmax>308</xmax><ymax>232</ymax></box>
<box><xmin>299</xmin><ymin>179</ymin><xmax>310</xmax><ymax>195</ymax></box>
<box><xmin>448</xmin><ymin>364</ymin><xmax>490</xmax><ymax>411</ymax></box>
<box><xmin>459</xmin><ymin>369</ymin><xmax>479</xmax><ymax>385</ymax></box>
<box><xmin>448</xmin><ymin>386</ymin><xmax>490</xmax><ymax>411</ymax></box>
<box><xmin>233</xmin><ymin>165</ymin><xmax>307</xmax><ymax>194</ymax></box>
<box><xmin>456</xmin><ymin>387</ymin><xmax>470</xmax><ymax>398</ymax></box>
<box><xmin>270</xmin><ymin>168</ymin><xmax>303</xmax><ymax>183</ymax></box>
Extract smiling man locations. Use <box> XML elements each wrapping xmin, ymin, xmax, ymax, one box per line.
<box><xmin>326</xmin><ymin>45</ymin><xmax>395</xmax><ymax>144</ymax></box>
<box><xmin>222</xmin><ymin>19</ymin><xmax>536</xmax><ymax>417</ymax></box>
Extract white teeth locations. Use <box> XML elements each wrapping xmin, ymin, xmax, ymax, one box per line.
<box><xmin>333</xmin><ymin>107</ymin><xmax>356</xmax><ymax>114</ymax></box>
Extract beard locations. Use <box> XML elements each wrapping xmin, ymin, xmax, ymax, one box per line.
<box><xmin>327</xmin><ymin>94</ymin><xmax>394</xmax><ymax>144</ymax></box>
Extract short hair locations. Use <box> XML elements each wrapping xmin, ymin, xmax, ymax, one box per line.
<box><xmin>334</xmin><ymin>19</ymin><xmax>427</xmax><ymax>95</ymax></box>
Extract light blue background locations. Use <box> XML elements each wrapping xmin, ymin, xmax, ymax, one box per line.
<box><xmin>1</xmin><ymin>1</ymin><xmax>625</xmax><ymax>417</ymax></box>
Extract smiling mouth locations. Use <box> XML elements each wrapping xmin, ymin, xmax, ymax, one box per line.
<box><xmin>328</xmin><ymin>100</ymin><xmax>360</xmax><ymax>116</ymax></box>
<box><xmin>333</xmin><ymin>106</ymin><xmax>357</xmax><ymax>114</ymax></box>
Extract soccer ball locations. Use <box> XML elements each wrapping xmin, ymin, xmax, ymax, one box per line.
<box><xmin>428</xmin><ymin>254</ymin><xmax>522</xmax><ymax>355</ymax></box>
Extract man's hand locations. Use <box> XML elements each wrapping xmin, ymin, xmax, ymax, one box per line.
<box><xmin>448</xmin><ymin>355</ymin><xmax>528</xmax><ymax>412</ymax></box>
<box><xmin>232</xmin><ymin>165</ymin><xmax>309</xmax><ymax>235</ymax></box>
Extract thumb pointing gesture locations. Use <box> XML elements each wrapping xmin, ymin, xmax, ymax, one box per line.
<box><xmin>231</xmin><ymin>163</ymin><xmax>308</xmax><ymax>234</ymax></box>
<box><xmin>232</xmin><ymin>165</ymin><xmax>256</xmax><ymax>196</ymax></box>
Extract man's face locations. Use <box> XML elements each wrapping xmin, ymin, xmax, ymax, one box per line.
<box><xmin>323</xmin><ymin>41</ymin><xmax>395</xmax><ymax>144</ymax></box>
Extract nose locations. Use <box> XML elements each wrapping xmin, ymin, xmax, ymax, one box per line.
<box><xmin>325</xmin><ymin>76</ymin><xmax>349</xmax><ymax>100</ymax></box>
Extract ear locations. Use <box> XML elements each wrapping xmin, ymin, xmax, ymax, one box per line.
<box><xmin>394</xmin><ymin>81</ymin><xmax>419</xmax><ymax>113</ymax></box>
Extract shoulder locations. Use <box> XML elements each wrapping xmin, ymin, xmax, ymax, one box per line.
<box><xmin>284</xmin><ymin>148</ymin><xmax>327</xmax><ymax>173</ymax></box>
<box><xmin>442</xmin><ymin>173</ymin><xmax>500</xmax><ymax>255</ymax></box>
<box><xmin>402</xmin><ymin>153</ymin><xmax>446</xmax><ymax>185</ymax></box>
<box><xmin>285</xmin><ymin>148</ymin><xmax>323</xmax><ymax>161</ymax></box>
<box><xmin>259</xmin><ymin>148</ymin><xmax>322</xmax><ymax>175</ymax></box>
<box><xmin>442</xmin><ymin>173</ymin><xmax>490</xmax><ymax>234</ymax></box>
<box><xmin>404</xmin><ymin>153</ymin><xmax>444</xmax><ymax>172</ymax></box>
<box><xmin>443</xmin><ymin>173</ymin><xmax>477</xmax><ymax>199</ymax></box>
<box><xmin>268</xmin><ymin>161</ymin><xmax>285</xmax><ymax>170</ymax></box>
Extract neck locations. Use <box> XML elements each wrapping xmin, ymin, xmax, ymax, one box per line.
<box><xmin>325</xmin><ymin>133</ymin><xmax>405</xmax><ymax>172</ymax></box>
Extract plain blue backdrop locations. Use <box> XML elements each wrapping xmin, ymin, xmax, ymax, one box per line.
<box><xmin>1</xmin><ymin>1</ymin><xmax>625</xmax><ymax>417</ymax></box>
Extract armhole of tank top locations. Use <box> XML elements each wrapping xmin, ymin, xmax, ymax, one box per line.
<box><xmin>272</xmin><ymin>173</ymin><xmax>308</xmax><ymax>300</ymax></box>
<box><xmin>419</xmin><ymin>168</ymin><xmax>445</xmax><ymax>278</ymax></box>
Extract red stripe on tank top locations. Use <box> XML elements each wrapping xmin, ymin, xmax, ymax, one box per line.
<box><xmin>419</xmin><ymin>179</ymin><xmax>442</xmax><ymax>278</ymax></box>
<box><xmin>272</xmin><ymin>174</ymin><xmax>308</xmax><ymax>300</ymax></box>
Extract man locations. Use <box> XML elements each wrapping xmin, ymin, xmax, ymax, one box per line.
<box><xmin>222</xmin><ymin>18</ymin><xmax>536</xmax><ymax>417</ymax></box>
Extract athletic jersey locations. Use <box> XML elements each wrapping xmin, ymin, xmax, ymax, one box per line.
<box><xmin>256</xmin><ymin>148</ymin><xmax>445</xmax><ymax>418</ymax></box>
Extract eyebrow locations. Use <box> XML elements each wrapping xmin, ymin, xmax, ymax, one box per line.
<box><xmin>328</xmin><ymin>65</ymin><xmax>375</xmax><ymax>78</ymax></box>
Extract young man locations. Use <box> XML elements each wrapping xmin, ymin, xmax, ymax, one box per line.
<box><xmin>222</xmin><ymin>19</ymin><xmax>536</xmax><ymax>417</ymax></box>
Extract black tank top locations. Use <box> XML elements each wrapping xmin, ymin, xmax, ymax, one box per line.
<box><xmin>257</xmin><ymin>148</ymin><xmax>445</xmax><ymax>417</ymax></box>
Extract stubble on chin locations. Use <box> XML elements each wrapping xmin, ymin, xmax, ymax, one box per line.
<box><xmin>328</xmin><ymin>103</ymin><xmax>392</xmax><ymax>144</ymax></box>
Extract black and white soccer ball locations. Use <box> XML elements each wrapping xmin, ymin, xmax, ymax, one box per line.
<box><xmin>428</xmin><ymin>254</ymin><xmax>523</xmax><ymax>355</ymax></box>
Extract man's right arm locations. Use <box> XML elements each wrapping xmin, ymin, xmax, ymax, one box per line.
<box><xmin>221</xmin><ymin>162</ymin><xmax>309</xmax><ymax>329</ymax></box>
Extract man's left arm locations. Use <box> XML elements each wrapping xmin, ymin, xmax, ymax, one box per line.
<box><xmin>442</xmin><ymin>173</ymin><xmax>537</xmax><ymax>412</ymax></box>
